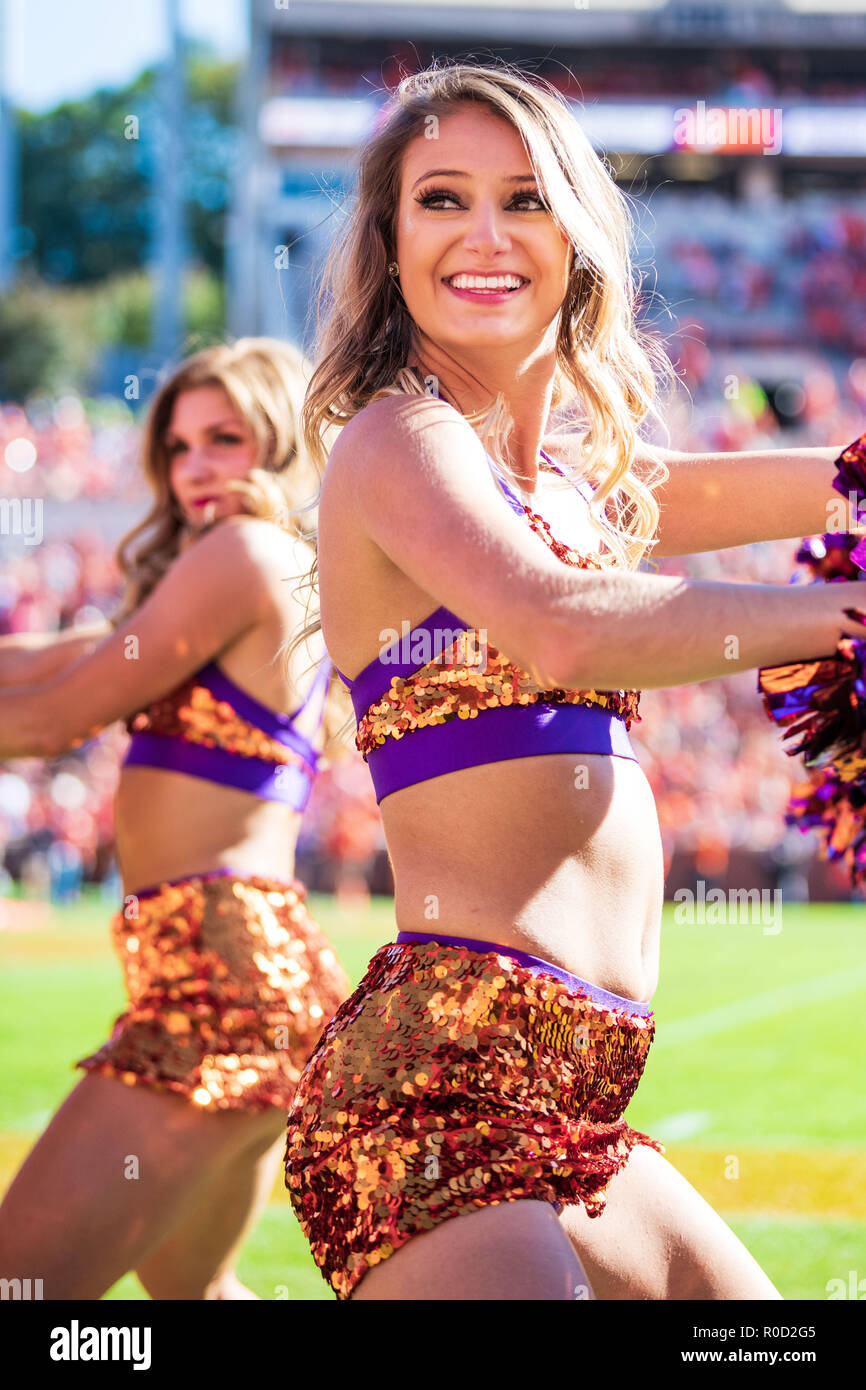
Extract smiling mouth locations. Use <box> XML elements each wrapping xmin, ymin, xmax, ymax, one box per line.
<box><xmin>443</xmin><ymin>274</ymin><xmax>529</xmax><ymax>293</ymax></box>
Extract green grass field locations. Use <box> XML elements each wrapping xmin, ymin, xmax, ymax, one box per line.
<box><xmin>1</xmin><ymin>892</ymin><xmax>864</xmax><ymax>1300</ymax></box>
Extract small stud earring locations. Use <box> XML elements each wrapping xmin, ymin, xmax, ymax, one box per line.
<box><xmin>388</xmin><ymin>262</ymin><xmax>399</xmax><ymax>278</ymax></box>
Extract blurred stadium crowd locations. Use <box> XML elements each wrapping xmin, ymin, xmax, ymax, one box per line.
<box><xmin>644</xmin><ymin>194</ymin><xmax>866</xmax><ymax>354</ymax></box>
<box><xmin>3</xmin><ymin>207</ymin><xmax>866</xmax><ymax>904</ymax></box>
<box><xmin>269</xmin><ymin>44</ymin><xmax>866</xmax><ymax>103</ymax></box>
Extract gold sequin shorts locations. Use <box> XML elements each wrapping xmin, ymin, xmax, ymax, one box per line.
<box><xmin>76</xmin><ymin>869</ymin><xmax>350</xmax><ymax>1111</ymax></box>
<box><xmin>283</xmin><ymin>937</ymin><xmax>664</xmax><ymax>1299</ymax></box>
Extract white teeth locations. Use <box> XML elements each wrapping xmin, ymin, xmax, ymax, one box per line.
<box><xmin>447</xmin><ymin>274</ymin><xmax>525</xmax><ymax>291</ymax></box>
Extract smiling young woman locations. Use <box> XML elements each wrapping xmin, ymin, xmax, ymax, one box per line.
<box><xmin>280</xmin><ymin>60</ymin><xmax>864</xmax><ymax>1302</ymax></box>
<box><xmin>0</xmin><ymin>339</ymin><xmax>352</xmax><ymax>1299</ymax></box>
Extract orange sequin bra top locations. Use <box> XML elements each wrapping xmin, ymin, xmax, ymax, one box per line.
<box><xmin>334</xmin><ymin>449</ymin><xmax>641</xmax><ymax>804</ymax></box>
<box><xmin>122</xmin><ymin>655</ymin><xmax>331</xmax><ymax>812</ymax></box>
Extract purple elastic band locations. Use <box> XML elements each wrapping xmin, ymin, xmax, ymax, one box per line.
<box><xmin>396</xmin><ymin>930</ymin><xmax>653</xmax><ymax>1015</ymax></box>
<box><xmin>363</xmin><ymin>698</ymin><xmax>637</xmax><ymax>804</ymax></box>
<box><xmin>124</xmin><ymin>732</ymin><xmax>316</xmax><ymax>810</ymax></box>
<box><xmin>121</xmin><ymin>653</ymin><xmax>329</xmax><ymax>807</ymax></box>
<box><xmin>129</xmin><ymin>866</ymin><xmax>301</xmax><ymax>901</ymax></box>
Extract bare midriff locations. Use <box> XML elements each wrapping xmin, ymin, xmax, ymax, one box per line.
<box><xmin>323</xmin><ymin>441</ymin><xmax>664</xmax><ymax>1004</ymax></box>
<box><xmin>114</xmin><ymin>766</ymin><xmax>302</xmax><ymax>897</ymax></box>
<box><xmin>379</xmin><ymin>749</ymin><xmax>664</xmax><ymax>1003</ymax></box>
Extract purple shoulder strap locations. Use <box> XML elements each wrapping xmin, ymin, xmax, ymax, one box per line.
<box><xmin>485</xmin><ymin>453</ymin><xmax>528</xmax><ymax>519</ymax></box>
<box><xmin>486</xmin><ymin>448</ymin><xmax>592</xmax><ymax>510</ymax></box>
<box><xmin>291</xmin><ymin>650</ymin><xmax>331</xmax><ymax>728</ymax></box>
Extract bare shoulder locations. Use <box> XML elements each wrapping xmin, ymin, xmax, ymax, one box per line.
<box><xmin>213</xmin><ymin>513</ymin><xmax>310</xmax><ymax>561</ymax></box>
<box><xmin>344</xmin><ymin>390</ymin><xmax>471</xmax><ymax>442</ymax></box>
<box><xmin>324</xmin><ymin>393</ymin><xmax>486</xmax><ymax>503</ymax></box>
<box><xmin>177</xmin><ymin>515</ymin><xmax>313</xmax><ymax>598</ymax></box>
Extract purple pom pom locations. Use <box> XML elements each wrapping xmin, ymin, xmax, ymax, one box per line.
<box><xmin>760</xmin><ymin>430</ymin><xmax>866</xmax><ymax>889</ymax></box>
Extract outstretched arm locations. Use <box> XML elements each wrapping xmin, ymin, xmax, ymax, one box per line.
<box><xmin>0</xmin><ymin>622</ymin><xmax>112</xmax><ymax>686</ymax></box>
<box><xmin>340</xmin><ymin>395</ymin><xmax>866</xmax><ymax>694</ymax></box>
<box><xmin>644</xmin><ymin>443</ymin><xmax>857</xmax><ymax>557</ymax></box>
<box><xmin>0</xmin><ymin>517</ymin><xmax>286</xmax><ymax>760</ymax></box>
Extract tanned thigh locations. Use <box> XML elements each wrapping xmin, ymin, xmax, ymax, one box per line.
<box><xmin>559</xmin><ymin>1145</ymin><xmax>782</xmax><ymax>1301</ymax></box>
<box><xmin>352</xmin><ymin>1198</ymin><xmax>596</xmax><ymax>1301</ymax></box>
<box><xmin>0</xmin><ymin>1073</ymin><xmax>284</xmax><ymax>1299</ymax></box>
<box><xmin>135</xmin><ymin>1118</ymin><xmax>286</xmax><ymax>1299</ymax></box>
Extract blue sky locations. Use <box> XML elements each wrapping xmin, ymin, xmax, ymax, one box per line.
<box><xmin>2</xmin><ymin>0</ymin><xmax>247</xmax><ymax>111</ymax></box>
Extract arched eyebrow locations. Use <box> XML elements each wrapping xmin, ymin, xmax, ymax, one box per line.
<box><xmin>410</xmin><ymin>170</ymin><xmax>538</xmax><ymax>190</ymax></box>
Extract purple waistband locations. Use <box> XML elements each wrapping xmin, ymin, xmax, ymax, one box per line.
<box><xmin>395</xmin><ymin>930</ymin><xmax>653</xmax><ymax>1015</ymax></box>
<box><xmin>128</xmin><ymin>866</ymin><xmax>303</xmax><ymax>901</ymax></box>
<box><xmin>364</xmin><ymin>699</ymin><xmax>637</xmax><ymax>804</ymax></box>
<box><xmin>123</xmin><ymin>732</ymin><xmax>316</xmax><ymax>811</ymax></box>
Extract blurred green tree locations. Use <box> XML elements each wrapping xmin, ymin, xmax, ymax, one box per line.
<box><xmin>15</xmin><ymin>44</ymin><xmax>237</xmax><ymax>287</ymax></box>
<box><xmin>0</xmin><ymin>280</ymin><xmax>73</xmax><ymax>400</ymax></box>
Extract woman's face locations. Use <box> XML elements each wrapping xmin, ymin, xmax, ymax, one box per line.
<box><xmin>165</xmin><ymin>385</ymin><xmax>258</xmax><ymax>528</ymax></box>
<box><xmin>394</xmin><ymin>106</ymin><xmax>572</xmax><ymax>361</ymax></box>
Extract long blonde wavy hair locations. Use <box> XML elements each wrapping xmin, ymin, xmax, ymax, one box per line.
<box><xmin>290</xmin><ymin>57</ymin><xmax>676</xmax><ymax>705</ymax></box>
<box><xmin>112</xmin><ymin>337</ymin><xmax>350</xmax><ymax>745</ymax></box>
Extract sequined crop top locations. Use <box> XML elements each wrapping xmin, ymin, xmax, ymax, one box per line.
<box><xmin>334</xmin><ymin>448</ymin><xmax>641</xmax><ymax>804</ymax></box>
<box><xmin>122</xmin><ymin>653</ymin><xmax>331</xmax><ymax>812</ymax></box>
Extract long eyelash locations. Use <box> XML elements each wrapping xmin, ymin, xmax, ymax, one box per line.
<box><xmin>413</xmin><ymin>189</ymin><xmax>439</xmax><ymax>206</ymax></box>
<box><xmin>414</xmin><ymin>185</ymin><xmax>547</xmax><ymax>210</ymax></box>
<box><xmin>413</xmin><ymin>187</ymin><xmax>458</xmax><ymax>208</ymax></box>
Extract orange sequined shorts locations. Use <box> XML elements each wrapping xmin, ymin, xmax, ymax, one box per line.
<box><xmin>76</xmin><ymin>869</ymin><xmax>350</xmax><ymax>1111</ymax></box>
<box><xmin>283</xmin><ymin>936</ymin><xmax>664</xmax><ymax>1299</ymax></box>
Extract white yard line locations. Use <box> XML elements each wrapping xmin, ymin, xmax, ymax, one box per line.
<box><xmin>654</xmin><ymin>961</ymin><xmax>866</xmax><ymax>1050</ymax></box>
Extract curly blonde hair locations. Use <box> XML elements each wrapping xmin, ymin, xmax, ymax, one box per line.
<box><xmin>113</xmin><ymin>337</ymin><xmax>351</xmax><ymax>746</ymax></box>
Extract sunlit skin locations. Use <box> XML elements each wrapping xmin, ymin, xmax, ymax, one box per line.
<box><xmin>166</xmin><ymin>385</ymin><xmax>258</xmax><ymax>530</ymax></box>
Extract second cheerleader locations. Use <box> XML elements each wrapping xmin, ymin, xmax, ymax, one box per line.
<box><xmin>0</xmin><ymin>338</ymin><xmax>350</xmax><ymax>1299</ymax></box>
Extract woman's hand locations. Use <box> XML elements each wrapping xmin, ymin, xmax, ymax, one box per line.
<box><xmin>0</xmin><ymin>622</ymin><xmax>113</xmax><ymax>689</ymax></box>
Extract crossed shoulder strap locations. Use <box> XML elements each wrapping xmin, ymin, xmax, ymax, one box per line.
<box><xmin>485</xmin><ymin>452</ymin><xmax>529</xmax><ymax>520</ymax></box>
<box><xmin>486</xmin><ymin>448</ymin><xmax>594</xmax><ymax>514</ymax></box>
<box><xmin>291</xmin><ymin>648</ymin><xmax>332</xmax><ymax>729</ymax></box>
